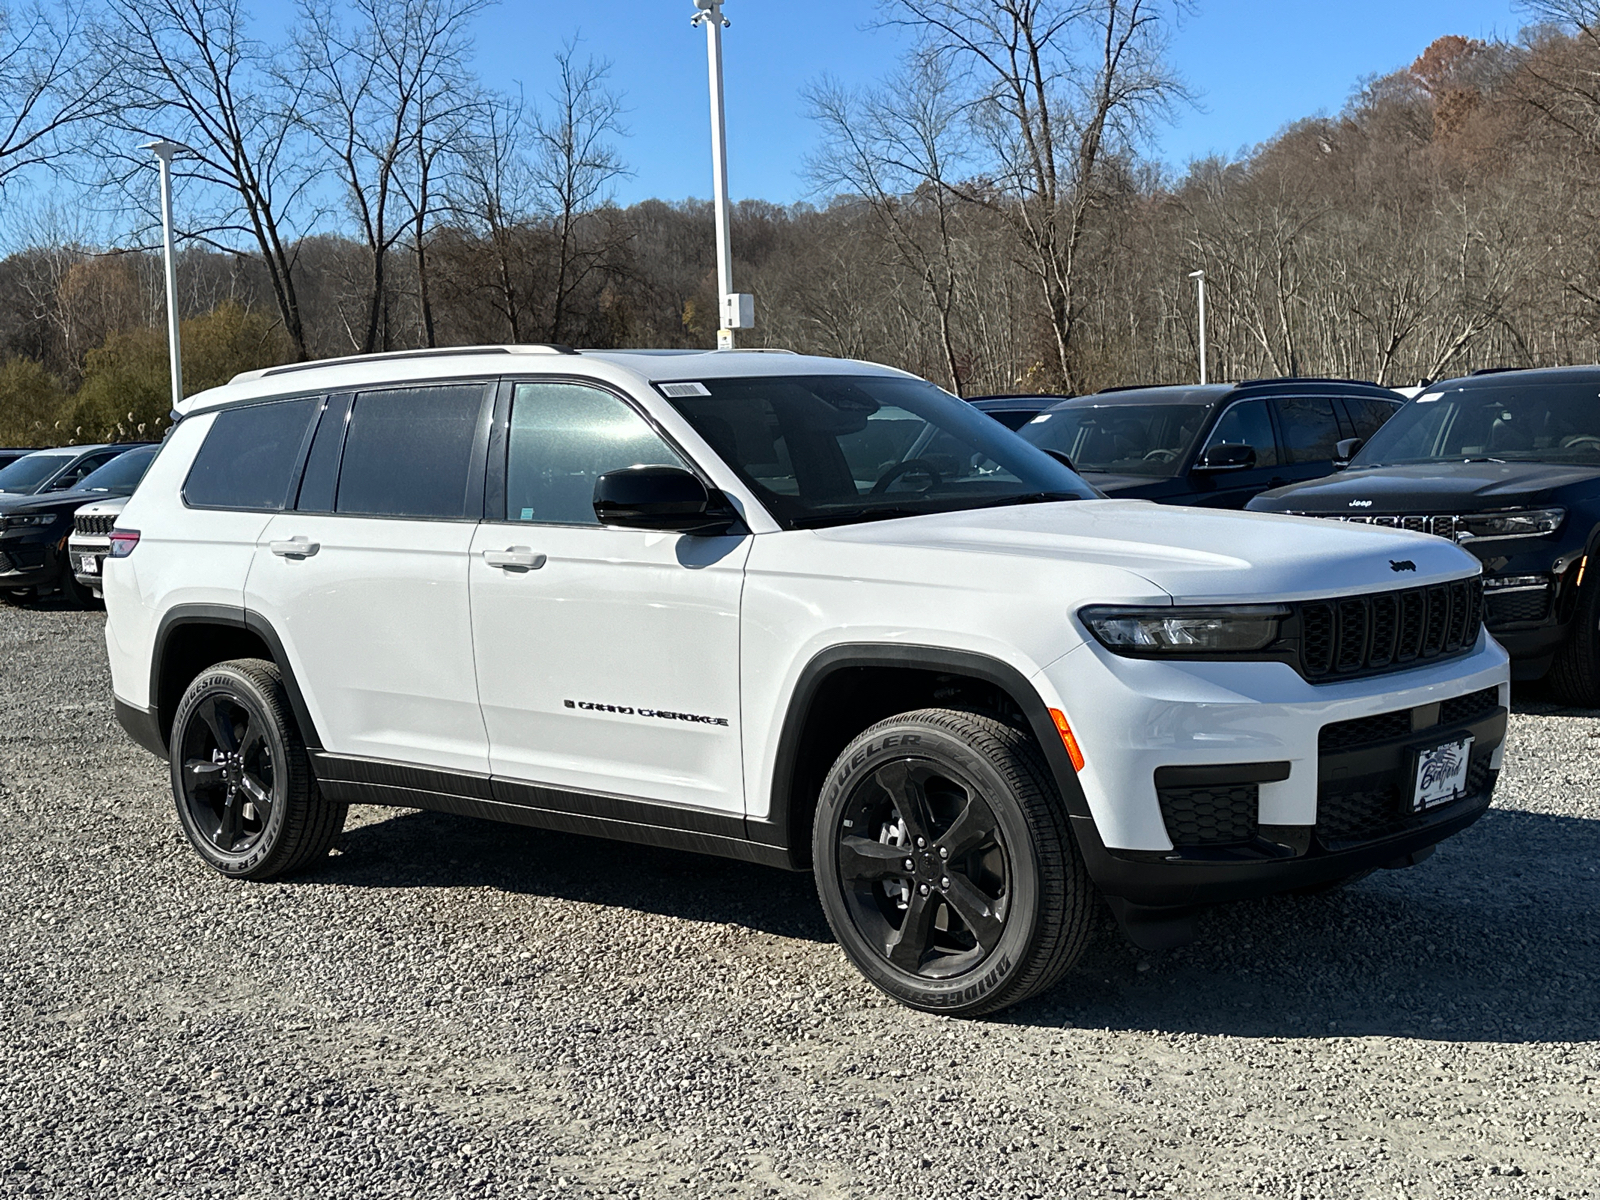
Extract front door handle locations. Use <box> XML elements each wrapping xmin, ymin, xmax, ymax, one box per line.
<box><xmin>483</xmin><ymin>546</ymin><xmax>546</xmax><ymax>571</ymax></box>
<box><xmin>269</xmin><ymin>537</ymin><xmax>319</xmax><ymax>559</ymax></box>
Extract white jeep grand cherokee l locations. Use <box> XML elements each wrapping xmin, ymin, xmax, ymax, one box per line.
<box><xmin>104</xmin><ymin>347</ymin><xmax>1510</xmax><ymax>1016</ymax></box>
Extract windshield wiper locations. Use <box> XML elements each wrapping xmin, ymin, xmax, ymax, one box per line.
<box><xmin>1459</xmin><ymin>457</ymin><xmax>1507</xmax><ymax>464</ymax></box>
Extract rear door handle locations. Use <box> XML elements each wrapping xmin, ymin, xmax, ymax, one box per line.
<box><xmin>483</xmin><ymin>547</ymin><xmax>546</xmax><ymax>570</ymax></box>
<box><xmin>269</xmin><ymin>537</ymin><xmax>319</xmax><ymax>559</ymax></box>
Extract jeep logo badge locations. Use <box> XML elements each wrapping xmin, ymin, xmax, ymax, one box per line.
<box><xmin>1390</xmin><ymin>559</ymin><xmax>1417</xmax><ymax>572</ymax></box>
<box><xmin>1349</xmin><ymin>499</ymin><xmax>1373</xmax><ymax>507</ymax></box>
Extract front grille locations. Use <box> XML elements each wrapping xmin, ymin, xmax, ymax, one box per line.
<box><xmin>1298</xmin><ymin>513</ymin><xmax>1467</xmax><ymax>541</ymax></box>
<box><xmin>1157</xmin><ymin>783</ymin><xmax>1258</xmax><ymax>847</ymax></box>
<box><xmin>1319</xmin><ymin>709</ymin><xmax>1413</xmax><ymax>752</ymax></box>
<box><xmin>1316</xmin><ymin>753</ymin><xmax>1496</xmax><ymax>846</ymax></box>
<box><xmin>74</xmin><ymin>513</ymin><xmax>115</xmax><ymax>537</ymax></box>
<box><xmin>1293</xmin><ymin>578</ymin><xmax>1482</xmax><ymax>681</ymax></box>
<box><xmin>0</xmin><ymin>547</ymin><xmax>44</xmax><ymax>574</ymax></box>
<box><xmin>1486</xmin><ymin>587</ymin><xmax>1551</xmax><ymax>625</ymax></box>
<box><xmin>1439</xmin><ymin>686</ymin><xmax>1500</xmax><ymax>725</ymax></box>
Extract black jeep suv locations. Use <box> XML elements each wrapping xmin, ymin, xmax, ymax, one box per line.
<box><xmin>1019</xmin><ymin>378</ymin><xmax>1404</xmax><ymax>508</ymax></box>
<box><xmin>1248</xmin><ymin>365</ymin><xmax>1600</xmax><ymax>698</ymax></box>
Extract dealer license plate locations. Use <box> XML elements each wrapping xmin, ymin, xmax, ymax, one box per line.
<box><xmin>1412</xmin><ymin>736</ymin><xmax>1473</xmax><ymax>811</ymax></box>
<box><xmin>77</xmin><ymin>555</ymin><xmax>98</xmax><ymax>575</ymax></box>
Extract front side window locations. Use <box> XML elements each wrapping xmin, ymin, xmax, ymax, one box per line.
<box><xmin>184</xmin><ymin>399</ymin><xmax>318</xmax><ymax>511</ymax></box>
<box><xmin>504</xmin><ymin>382</ymin><xmax>687</xmax><ymax>525</ymax></box>
<box><xmin>661</xmin><ymin>374</ymin><xmax>1093</xmax><ymax>528</ymax></box>
<box><xmin>1355</xmin><ymin>380</ymin><xmax>1600</xmax><ymax>466</ymax></box>
<box><xmin>336</xmin><ymin>385</ymin><xmax>485</xmax><ymax>519</ymax></box>
<box><xmin>1204</xmin><ymin>400</ymin><xmax>1279</xmax><ymax>468</ymax></box>
<box><xmin>1023</xmin><ymin>403</ymin><xmax>1209</xmax><ymax>477</ymax></box>
<box><xmin>1271</xmin><ymin>397</ymin><xmax>1342</xmax><ymax>464</ymax></box>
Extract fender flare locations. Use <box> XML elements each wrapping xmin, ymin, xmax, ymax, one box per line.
<box><xmin>151</xmin><ymin>604</ymin><xmax>323</xmax><ymax>751</ymax></box>
<box><xmin>747</xmin><ymin>642</ymin><xmax>1092</xmax><ymax>866</ymax></box>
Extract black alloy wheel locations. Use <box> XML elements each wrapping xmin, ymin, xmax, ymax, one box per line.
<box><xmin>169</xmin><ymin>658</ymin><xmax>346</xmax><ymax>879</ymax></box>
<box><xmin>835</xmin><ymin>759</ymin><xmax>1011</xmax><ymax>979</ymax></box>
<box><xmin>813</xmin><ymin>708</ymin><xmax>1095</xmax><ymax>1017</ymax></box>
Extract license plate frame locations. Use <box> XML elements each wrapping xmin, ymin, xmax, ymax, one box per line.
<box><xmin>76</xmin><ymin>554</ymin><xmax>98</xmax><ymax>575</ymax></box>
<box><xmin>1411</xmin><ymin>735</ymin><xmax>1473</xmax><ymax>812</ymax></box>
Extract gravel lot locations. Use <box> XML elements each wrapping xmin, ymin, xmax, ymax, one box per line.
<box><xmin>2</xmin><ymin>603</ymin><xmax>1597</xmax><ymax>1200</ymax></box>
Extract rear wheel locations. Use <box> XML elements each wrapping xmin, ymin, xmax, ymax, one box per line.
<box><xmin>1548</xmin><ymin>576</ymin><xmax>1600</xmax><ymax>705</ymax></box>
<box><xmin>812</xmin><ymin>708</ymin><xmax>1095</xmax><ymax>1017</ymax></box>
<box><xmin>169</xmin><ymin>658</ymin><xmax>346</xmax><ymax>879</ymax></box>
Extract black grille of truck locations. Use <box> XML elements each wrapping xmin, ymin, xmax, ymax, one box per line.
<box><xmin>1296</xmin><ymin>578</ymin><xmax>1482</xmax><ymax>680</ymax></box>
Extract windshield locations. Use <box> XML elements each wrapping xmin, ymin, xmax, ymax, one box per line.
<box><xmin>1355</xmin><ymin>381</ymin><xmax>1600</xmax><ymax>466</ymax></box>
<box><xmin>78</xmin><ymin>446</ymin><xmax>156</xmax><ymax>493</ymax></box>
<box><xmin>1020</xmin><ymin>403</ymin><xmax>1209</xmax><ymax>477</ymax></box>
<box><xmin>0</xmin><ymin>452</ymin><xmax>70</xmax><ymax>494</ymax></box>
<box><xmin>660</xmin><ymin>374</ymin><xmax>1095</xmax><ymax>528</ymax></box>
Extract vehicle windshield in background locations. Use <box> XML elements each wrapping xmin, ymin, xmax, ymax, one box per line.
<box><xmin>78</xmin><ymin>446</ymin><xmax>157</xmax><ymax>493</ymax></box>
<box><xmin>661</xmin><ymin>374</ymin><xmax>1095</xmax><ymax>528</ymax></box>
<box><xmin>1355</xmin><ymin>382</ymin><xmax>1600</xmax><ymax>466</ymax></box>
<box><xmin>0</xmin><ymin>453</ymin><xmax>68</xmax><ymax>494</ymax></box>
<box><xmin>1021</xmin><ymin>404</ymin><xmax>1208</xmax><ymax>478</ymax></box>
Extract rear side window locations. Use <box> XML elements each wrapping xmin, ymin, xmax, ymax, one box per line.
<box><xmin>1343</xmin><ymin>397</ymin><xmax>1401</xmax><ymax>440</ymax></box>
<box><xmin>1271</xmin><ymin>396</ymin><xmax>1343</xmax><ymax>464</ymax></box>
<box><xmin>335</xmin><ymin>385</ymin><xmax>485</xmax><ymax>519</ymax></box>
<box><xmin>184</xmin><ymin>399</ymin><xmax>318</xmax><ymax>511</ymax></box>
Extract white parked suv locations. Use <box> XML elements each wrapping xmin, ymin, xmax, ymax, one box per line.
<box><xmin>104</xmin><ymin>346</ymin><xmax>1510</xmax><ymax>1016</ymax></box>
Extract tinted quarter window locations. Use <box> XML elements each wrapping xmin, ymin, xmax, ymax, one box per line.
<box><xmin>1272</xmin><ymin>397</ymin><xmax>1342</xmax><ymax>464</ymax></box>
<box><xmin>184</xmin><ymin>399</ymin><xmax>318</xmax><ymax>511</ymax></box>
<box><xmin>1202</xmin><ymin>399</ymin><xmax>1278</xmax><ymax>467</ymax></box>
<box><xmin>336</xmin><ymin>385</ymin><xmax>485</xmax><ymax>519</ymax></box>
<box><xmin>505</xmin><ymin>382</ymin><xmax>687</xmax><ymax>525</ymax></box>
<box><xmin>1343</xmin><ymin>397</ymin><xmax>1401</xmax><ymax>440</ymax></box>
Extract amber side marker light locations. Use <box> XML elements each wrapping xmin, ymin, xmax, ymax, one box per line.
<box><xmin>1048</xmin><ymin>708</ymin><xmax>1085</xmax><ymax>771</ymax></box>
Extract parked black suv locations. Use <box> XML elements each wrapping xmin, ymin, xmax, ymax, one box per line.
<box><xmin>1019</xmin><ymin>379</ymin><xmax>1404</xmax><ymax>508</ymax></box>
<box><xmin>1247</xmin><ymin>365</ymin><xmax>1600</xmax><ymax>697</ymax></box>
<box><xmin>0</xmin><ymin>443</ymin><xmax>157</xmax><ymax>604</ymax></box>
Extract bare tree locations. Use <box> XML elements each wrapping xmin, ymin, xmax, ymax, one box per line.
<box><xmin>297</xmin><ymin>0</ymin><xmax>490</xmax><ymax>354</ymax></box>
<box><xmin>0</xmin><ymin>1</ymin><xmax>112</xmax><ymax>191</ymax></box>
<box><xmin>885</xmin><ymin>0</ymin><xmax>1186</xmax><ymax>390</ymax></box>
<box><xmin>97</xmin><ymin>0</ymin><xmax>318</xmax><ymax>360</ymax></box>
<box><xmin>530</xmin><ymin>40</ymin><xmax>628</xmax><ymax>344</ymax></box>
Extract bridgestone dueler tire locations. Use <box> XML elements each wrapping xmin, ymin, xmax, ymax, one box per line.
<box><xmin>1548</xmin><ymin>578</ymin><xmax>1600</xmax><ymax>706</ymax></box>
<box><xmin>169</xmin><ymin>658</ymin><xmax>346</xmax><ymax>880</ymax></box>
<box><xmin>812</xmin><ymin>708</ymin><xmax>1095</xmax><ymax>1018</ymax></box>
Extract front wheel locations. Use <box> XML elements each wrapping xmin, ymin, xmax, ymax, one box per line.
<box><xmin>169</xmin><ymin>658</ymin><xmax>346</xmax><ymax>879</ymax></box>
<box><xmin>812</xmin><ymin>708</ymin><xmax>1095</xmax><ymax>1017</ymax></box>
<box><xmin>1548</xmin><ymin>576</ymin><xmax>1600</xmax><ymax>705</ymax></box>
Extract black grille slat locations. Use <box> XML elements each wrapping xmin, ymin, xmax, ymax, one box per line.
<box><xmin>1397</xmin><ymin>591</ymin><xmax>1425</xmax><ymax>661</ymax></box>
<box><xmin>1302</xmin><ymin>603</ymin><xmax>1335</xmax><ymax>677</ymax></box>
<box><xmin>1336</xmin><ymin>599</ymin><xmax>1369</xmax><ymax>671</ymax></box>
<box><xmin>1446</xmin><ymin>580</ymin><xmax>1470</xmax><ymax>649</ymax></box>
<box><xmin>1369</xmin><ymin>592</ymin><xmax>1398</xmax><ymax>667</ymax></box>
<box><xmin>1422</xmin><ymin>586</ymin><xmax>1449</xmax><ymax>656</ymax></box>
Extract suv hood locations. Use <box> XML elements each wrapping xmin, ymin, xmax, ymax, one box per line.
<box><xmin>0</xmin><ymin>487</ymin><xmax>123</xmax><ymax>517</ymax></box>
<box><xmin>1251</xmin><ymin>461</ymin><xmax>1600</xmax><ymax>514</ymax></box>
<box><xmin>818</xmin><ymin>499</ymin><xmax>1479</xmax><ymax>603</ymax></box>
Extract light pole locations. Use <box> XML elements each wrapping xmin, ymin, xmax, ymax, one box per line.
<box><xmin>141</xmin><ymin>140</ymin><xmax>186</xmax><ymax>412</ymax></box>
<box><xmin>1188</xmin><ymin>268</ymin><xmax>1207</xmax><ymax>386</ymax></box>
<box><xmin>691</xmin><ymin>0</ymin><xmax>753</xmax><ymax>349</ymax></box>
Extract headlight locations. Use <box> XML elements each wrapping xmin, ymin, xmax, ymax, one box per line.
<box><xmin>1457</xmin><ymin>507</ymin><xmax>1565</xmax><ymax>540</ymax></box>
<box><xmin>1080</xmin><ymin>604</ymin><xmax>1290</xmax><ymax>655</ymax></box>
<box><xmin>0</xmin><ymin>514</ymin><xmax>54</xmax><ymax>530</ymax></box>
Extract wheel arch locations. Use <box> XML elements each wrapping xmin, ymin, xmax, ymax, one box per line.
<box><xmin>151</xmin><ymin>605</ymin><xmax>322</xmax><ymax>755</ymax></box>
<box><xmin>751</xmin><ymin>643</ymin><xmax>1091</xmax><ymax>870</ymax></box>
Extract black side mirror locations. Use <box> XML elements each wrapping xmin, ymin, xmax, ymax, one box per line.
<box><xmin>593</xmin><ymin>465</ymin><xmax>742</xmax><ymax>535</ymax></box>
<box><xmin>1193</xmin><ymin>443</ymin><xmax>1256</xmax><ymax>472</ymax></box>
<box><xmin>1333</xmin><ymin>437</ymin><xmax>1363</xmax><ymax>469</ymax></box>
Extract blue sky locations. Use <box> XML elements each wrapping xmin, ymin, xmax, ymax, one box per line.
<box><xmin>489</xmin><ymin>0</ymin><xmax>1528</xmax><ymax>206</ymax></box>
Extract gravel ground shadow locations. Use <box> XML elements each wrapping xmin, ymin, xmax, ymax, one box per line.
<box><xmin>319</xmin><ymin>808</ymin><xmax>834</xmax><ymax>943</ymax></box>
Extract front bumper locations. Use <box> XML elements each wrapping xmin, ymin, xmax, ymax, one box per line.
<box><xmin>1032</xmin><ymin>631</ymin><xmax>1510</xmax><ymax>909</ymax></box>
<box><xmin>0</xmin><ymin>533</ymin><xmax>62</xmax><ymax>589</ymax></box>
<box><xmin>67</xmin><ymin>535</ymin><xmax>110</xmax><ymax>594</ymax></box>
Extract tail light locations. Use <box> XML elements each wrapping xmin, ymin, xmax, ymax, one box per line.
<box><xmin>108</xmin><ymin>529</ymin><xmax>140</xmax><ymax>559</ymax></box>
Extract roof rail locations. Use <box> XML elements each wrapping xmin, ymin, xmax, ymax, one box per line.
<box><xmin>1093</xmin><ymin>382</ymin><xmax>1188</xmax><ymax>394</ymax></box>
<box><xmin>234</xmin><ymin>343</ymin><xmax>579</xmax><ymax>384</ymax></box>
<box><xmin>1234</xmin><ymin>375</ymin><xmax>1383</xmax><ymax>389</ymax></box>
<box><xmin>1468</xmin><ymin>366</ymin><xmax>1522</xmax><ymax>376</ymax></box>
